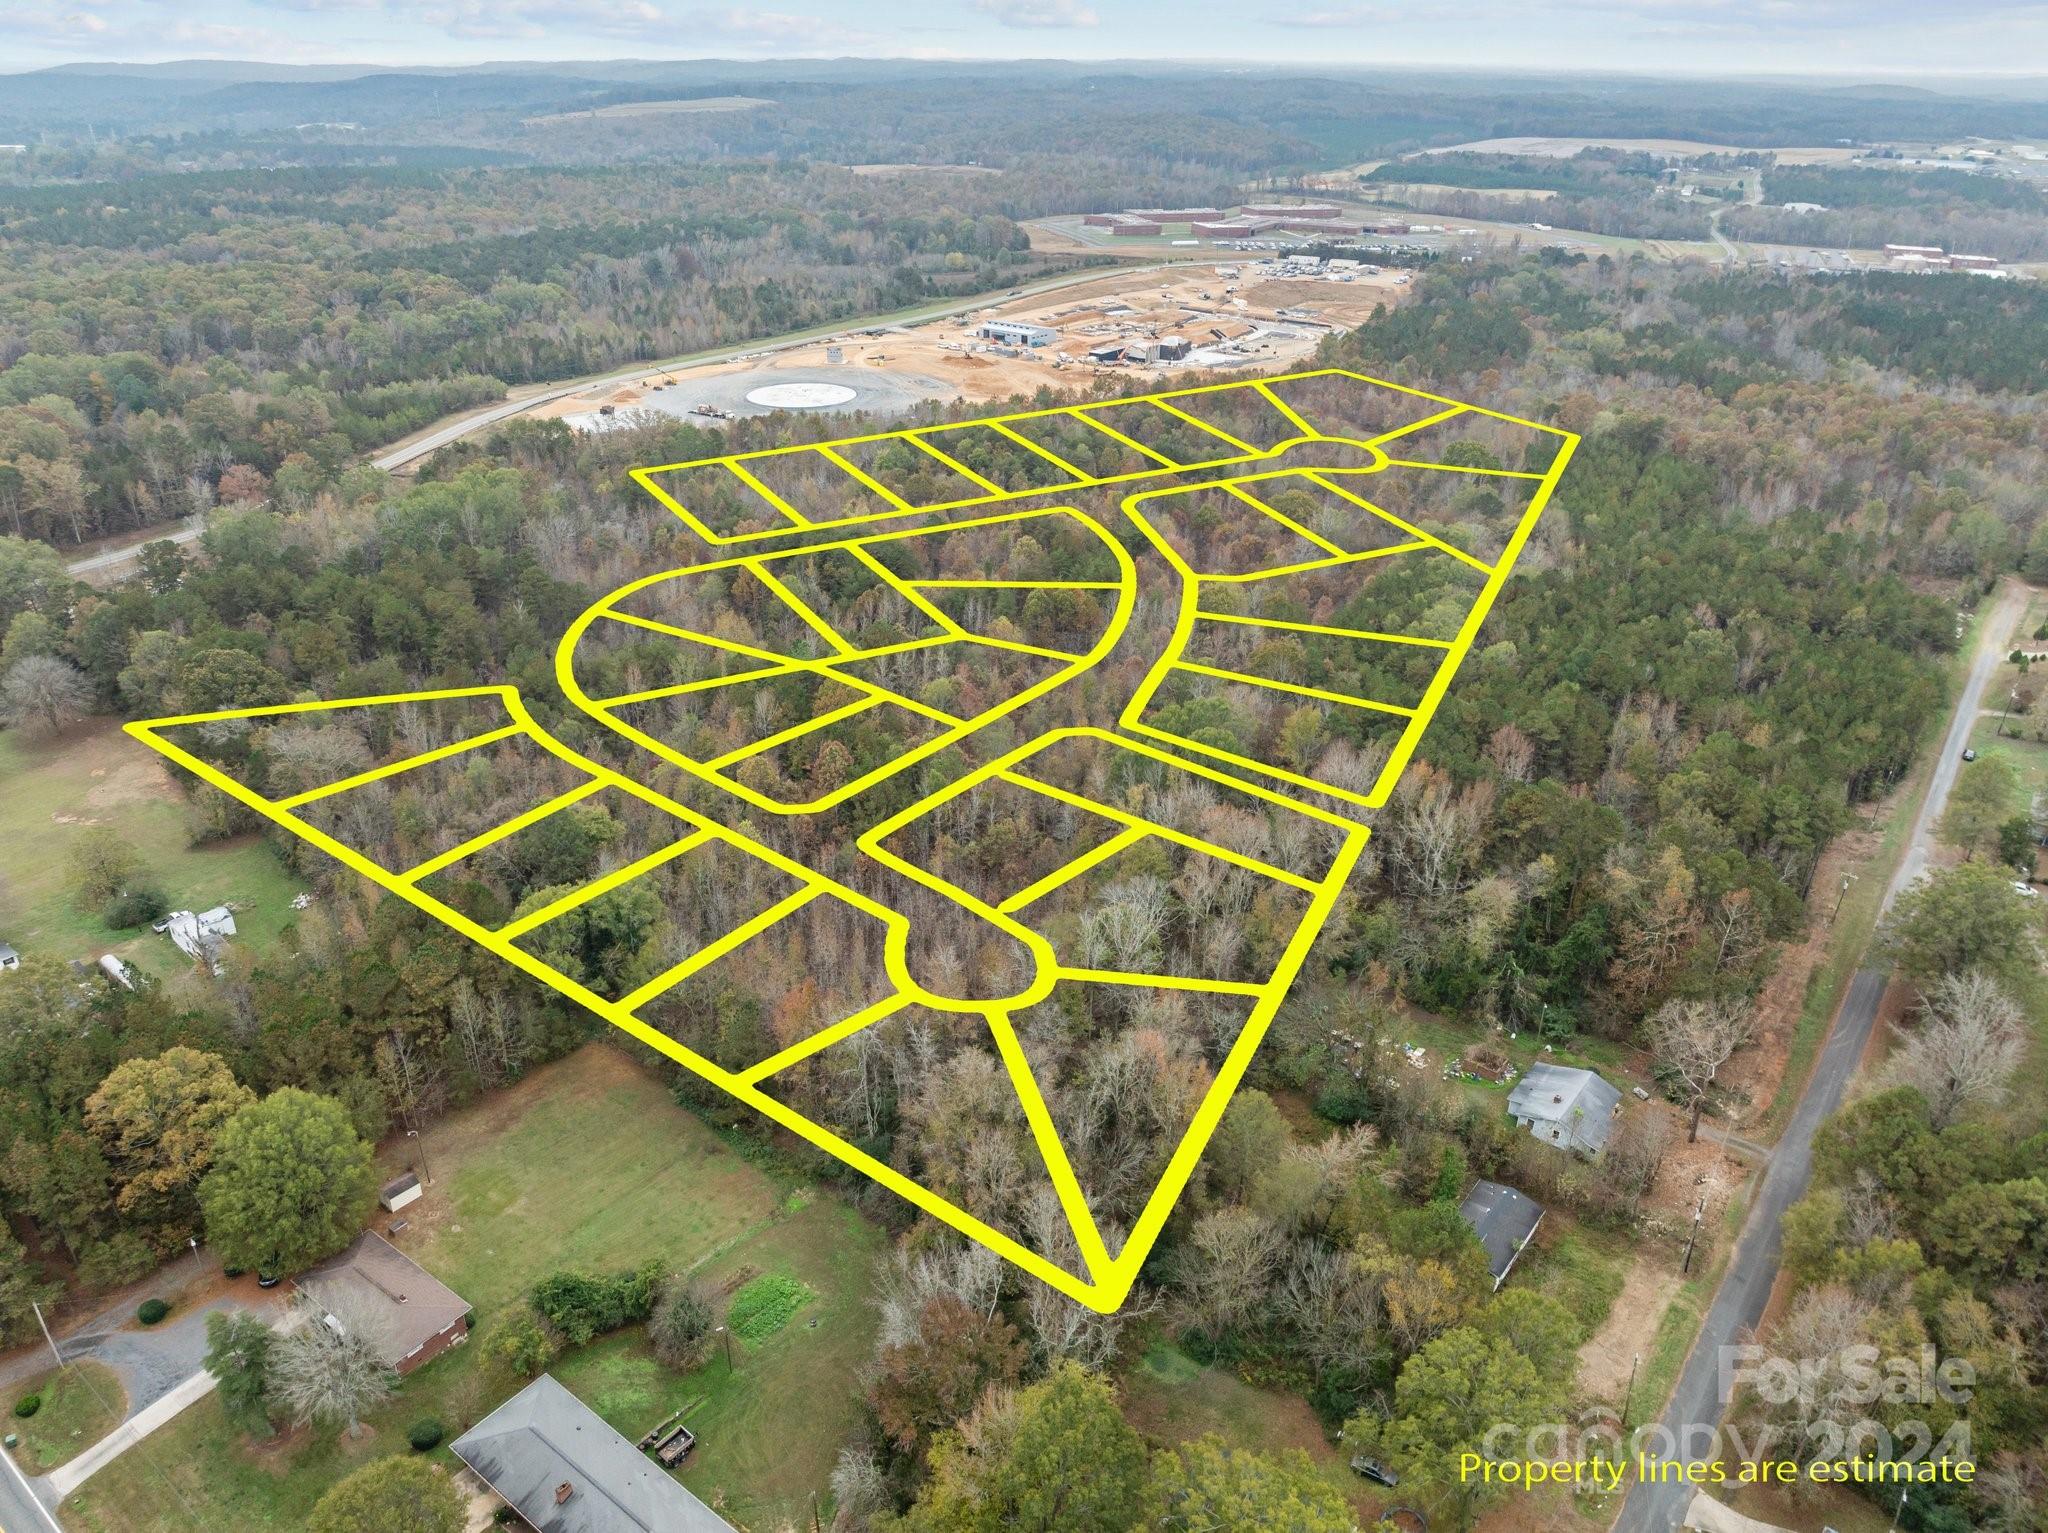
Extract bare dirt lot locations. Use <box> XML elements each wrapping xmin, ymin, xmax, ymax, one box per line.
<box><xmin>525</xmin><ymin>263</ymin><xmax>1410</xmax><ymax>431</ymax></box>
<box><xmin>1578</xmin><ymin>1259</ymin><xmax>1686</xmax><ymax>1402</ymax></box>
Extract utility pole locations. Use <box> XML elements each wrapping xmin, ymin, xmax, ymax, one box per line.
<box><xmin>1828</xmin><ymin>872</ymin><xmax>1856</xmax><ymax>925</ymax></box>
<box><xmin>31</xmin><ymin>1300</ymin><xmax>62</xmax><ymax>1372</ymax></box>
<box><xmin>1888</xmin><ymin>1486</ymin><xmax>1908</xmax><ymax>1533</ymax></box>
<box><xmin>1681</xmin><ymin>1194</ymin><xmax>1706</xmax><ymax>1275</ymax></box>
<box><xmin>1621</xmin><ymin>1351</ymin><xmax>1641</xmax><ymax>1430</ymax></box>
<box><xmin>405</xmin><ymin>1126</ymin><xmax>432</xmax><ymax>1186</ymax></box>
<box><xmin>717</xmin><ymin>1324</ymin><xmax>732</xmax><ymax>1371</ymax></box>
<box><xmin>1998</xmin><ymin>687</ymin><xmax>2017</xmax><ymax>738</ymax></box>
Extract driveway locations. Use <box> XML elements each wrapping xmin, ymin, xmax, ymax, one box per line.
<box><xmin>47</xmin><ymin>1293</ymin><xmax>251</xmax><ymax>1422</ymax></box>
<box><xmin>1616</xmin><ymin>579</ymin><xmax>2028</xmax><ymax>1531</ymax></box>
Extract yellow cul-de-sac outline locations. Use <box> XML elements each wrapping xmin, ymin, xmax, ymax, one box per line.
<box><xmin>127</xmin><ymin>367</ymin><xmax>1577</xmax><ymax>1313</ymax></box>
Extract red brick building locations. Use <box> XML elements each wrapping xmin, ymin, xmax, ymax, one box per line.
<box><xmin>295</xmin><ymin>1230</ymin><xmax>471</xmax><ymax>1376</ymax></box>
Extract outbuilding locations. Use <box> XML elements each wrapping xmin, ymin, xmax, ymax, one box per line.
<box><xmin>1458</xmin><ymin>1180</ymin><xmax>1544</xmax><ymax>1291</ymax></box>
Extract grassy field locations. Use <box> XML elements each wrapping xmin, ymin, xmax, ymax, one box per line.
<box><xmin>1522</xmin><ymin>1228</ymin><xmax>1627</xmax><ymax>1338</ymax></box>
<box><xmin>0</xmin><ymin>719</ymin><xmax>301</xmax><ymax>981</ymax></box>
<box><xmin>9</xmin><ymin>1362</ymin><xmax>125</xmax><ymax>1473</ymax></box>
<box><xmin>60</xmin><ymin>1045</ymin><xmax>887</xmax><ymax>1533</ymax></box>
<box><xmin>1123</xmin><ymin>1339</ymin><xmax>1366</xmax><ymax>1519</ymax></box>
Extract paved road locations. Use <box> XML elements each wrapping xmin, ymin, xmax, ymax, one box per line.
<box><xmin>63</xmin><ymin>517</ymin><xmax>204</xmax><ymax>577</ymax></box>
<box><xmin>1617</xmin><ymin>579</ymin><xmax>2026</xmax><ymax>1533</ymax></box>
<box><xmin>0</xmin><ymin>1444</ymin><xmax>60</xmax><ymax>1533</ymax></box>
<box><xmin>370</xmin><ymin>259</ymin><xmax>1181</xmax><ymax>474</ymax></box>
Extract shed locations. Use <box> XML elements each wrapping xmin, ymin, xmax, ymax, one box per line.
<box><xmin>379</xmin><ymin>1172</ymin><xmax>422</xmax><ymax>1213</ymax></box>
<box><xmin>452</xmin><ymin>1374</ymin><xmax>737</xmax><ymax>1533</ymax></box>
<box><xmin>1507</xmin><ymin>1063</ymin><xmax>1622</xmax><ymax>1156</ymax></box>
<box><xmin>1458</xmin><ymin>1180</ymin><xmax>1543</xmax><ymax>1291</ymax></box>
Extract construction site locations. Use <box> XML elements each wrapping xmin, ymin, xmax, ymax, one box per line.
<box><xmin>530</xmin><ymin>261</ymin><xmax>1410</xmax><ymax>433</ymax></box>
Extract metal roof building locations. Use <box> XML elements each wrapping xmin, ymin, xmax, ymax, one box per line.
<box><xmin>1458</xmin><ymin>1180</ymin><xmax>1544</xmax><ymax>1290</ymax></box>
<box><xmin>1507</xmin><ymin>1062</ymin><xmax>1622</xmax><ymax>1156</ymax></box>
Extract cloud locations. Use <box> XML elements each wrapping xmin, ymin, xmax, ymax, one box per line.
<box><xmin>1269</xmin><ymin>4</ymin><xmax>1398</xmax><ymax>26</ymax></box>
<box><xmin>677</xmin><ymin>5</ymin><xmax>875</xmax><ymax>43</ymax></box>
<box><xmin>4</xmin><ymin>6</ymin><xmax>114</xmax><ymax>47</ymax></box>
<box><xmin>972</xmin><ymin>0</ymin><xmax>1098</xmax><ymax>29</ymax></box>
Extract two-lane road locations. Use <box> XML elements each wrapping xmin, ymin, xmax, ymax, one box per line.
<box><xmin>0</xmin><ymin>1444</ymin><xmax>60</xmax><ymax>1533</ymax></box>
<box><xmin>1617</xmin><ymin>579</ymin><xmax>2026</xmax><ymax>1532</ymax></box>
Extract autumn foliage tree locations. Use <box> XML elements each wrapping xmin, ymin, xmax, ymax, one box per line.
<box><xmin>871</xmin><ymin>1294</ymin><xmax>1027</xmax><ymax>1455</ymax></box>
<box><xmin>84</xmin><ymin>1047</ymin><xmax>253</xmax><ymax>1226</ymax></box>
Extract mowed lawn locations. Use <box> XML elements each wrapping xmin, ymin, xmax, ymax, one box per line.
<box><xmin>0</xmin><ymin>719</ymin><xmax>301</xmax><ymax>980</ymax></box>
<box><xmin>60</xmin><ymin>1045</ymin><xmax>888</xmax><ymax>1533</ymax></box>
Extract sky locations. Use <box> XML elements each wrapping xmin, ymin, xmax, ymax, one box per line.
<box><xmin>4</xmin><ymin>0</ymin><xmax>2048</xmax><ymax>77</ymax></box>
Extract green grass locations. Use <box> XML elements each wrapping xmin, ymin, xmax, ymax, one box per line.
<box><xmin>60</xmin><ymin>1045</ymin><xmax>887</xmax><ymax>1533</ymax></box>
<box><xmin>1122</xmin><ymin>1339</ymin><xmax>1364</xmax><ymax>1520</ymax></box>
<box><xmin>1524</xmin><ymin>1229</ymin><xmax>1627</xmax><ymax>1338</ymax></box>
<box><xmin>10</xmin><ymin>1363</ymin><xmax>125</xmax><ymax>1473</ymax></box>
<box><xmin>725</xmin><ymin>1274</ymin><xmax>813</xmax><ymax>1343</ymax></box>
<box><xmin>1630</xmin><ymin>1189</ymin><xmax>1748</xmax><ymax>1430</ymax></box>
<box><xmin>0</xmin><ymin>720</ymin><xmax>300</xmax><ymax>980</ymax></box>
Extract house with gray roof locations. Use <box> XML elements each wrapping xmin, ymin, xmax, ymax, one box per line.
<box><xmin>1458</xmin><ymin>1180</ymin><xmax>1544</xmax><ymax>1291</ymax></box>
<box><xmin>1507</xmin><ymin>1062</ymin><xmax>1622</xmax><ymax>1157</ymax></box>
<box><xmin>451</xmin><ymin>1374</ymin><xmax>736</xmax><ymax>1533</ymax></box>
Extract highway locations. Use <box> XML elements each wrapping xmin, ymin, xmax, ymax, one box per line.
<box><xmin>369</xmin><ymin>259</ymin><xmax>1182</xmax><ymax>473</ymax></box>
<box><xmin>1617</xmin><ymin>579</ymin><xmax>2026</xmax><ymax>1532</ymax></box>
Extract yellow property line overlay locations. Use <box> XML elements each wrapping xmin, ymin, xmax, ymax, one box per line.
<box><xmin>129</xmin><ymin>698</ymin><xmax>1359</xmax><ymax>1314</ymax></box>
<box><xmin>629</xmin><ymin>366</ymin><xmax>1571</xmax><ymax>547</ymax></box>
<box><xmin>1118</xmin><ymin>434</ymin><xmax>1578</xmax><ymax>811</ymax></box>
<box><xmin>558</xmin><ymin>505</ymin><xmax>1137</xmax><ymax>815</ymax></box>
<box><xmin>131</xmin><ymin>371</ymin><xmax>1572</xmax><ymax>1313</ymax></box>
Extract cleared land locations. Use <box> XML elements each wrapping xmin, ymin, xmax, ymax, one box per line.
<box><xmin>524</xmin><ymin>96</ymin><xmax>771</xmax><ymax>124</ymax></box>
<box><xmin>846</xmin><ymin>163</ymin><xmax>1000</xmax><ymax>177</ymax></box>
<box><xmin>1124</xmin><ymin>1340</ymin><xmax>1365</xmax><ymax>1516</ymax></box>
<box><xmin>527</xmin><ymin>264</ymin><xmax>1400</xmax><ymax>429</ymax></box>
<box><xmin>58</xmin><ymin>1045</ymin><xmax>886</xmax><ymax>1533</ymax></box>
<box><xmin>0</xmin><ymin>719</ymin><xmax>300</xmax><ymax>981</ymax></box>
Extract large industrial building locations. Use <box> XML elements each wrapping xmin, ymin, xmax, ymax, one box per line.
<box><xmin>974</xmin><ymin>320</ymin><xmax>1058</xmax><ymax>347</ymax></box>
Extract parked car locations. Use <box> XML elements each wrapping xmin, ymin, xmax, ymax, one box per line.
<box><xmin>1962</xmin><ymin>749</ymin><xmax>1977</xmax><ymax>762</ymax></box>
<box><xmin>2014</xmin><ymin>882</ymin><xmax>2039</xmax><ymax>899</ymax></box>
<box><xmin>1350</xmin><ymin>1455</ymin><xmax>1399</xmax><ymax>1487</ymax></box>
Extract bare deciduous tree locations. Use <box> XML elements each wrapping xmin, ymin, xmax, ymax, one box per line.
<box><xmin>1178</xmin><ymin>1207</ymin><xmax>1282</xmax><ymax>1338</ymax></box>
<box><xmin>1599</xmin><ymin>1105</ymin><xmax>1671</xmax><ymax>1221</ymax></box>
<box><xmin>270</xmin><ymin>1290</ymin><xmax>396</xmax><ymax>1437</ymax></box>
<box><xmin>2</xmin><ymin>654</ymin><xmax>90</xmax><ymax>734</ymax></box>
<box><xmin>828</xmin><ymin>1443</ymin><xmax>890</xmax><ymax>1532</ymax></box>
<box><xmin>1649</xmin><ymin>995</ymin><xmax>1756</xmax><ymax>1141</ymax></box>
<box><xmin>1278</xmin><ymin>1241</ymin><xmax>1387</xmax><ymax>1387</ymax></box>
<box><xmin>1884</xmin><ymin>969</ymin><xmax>2024</xmax><ymax>1128</ymax></box>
